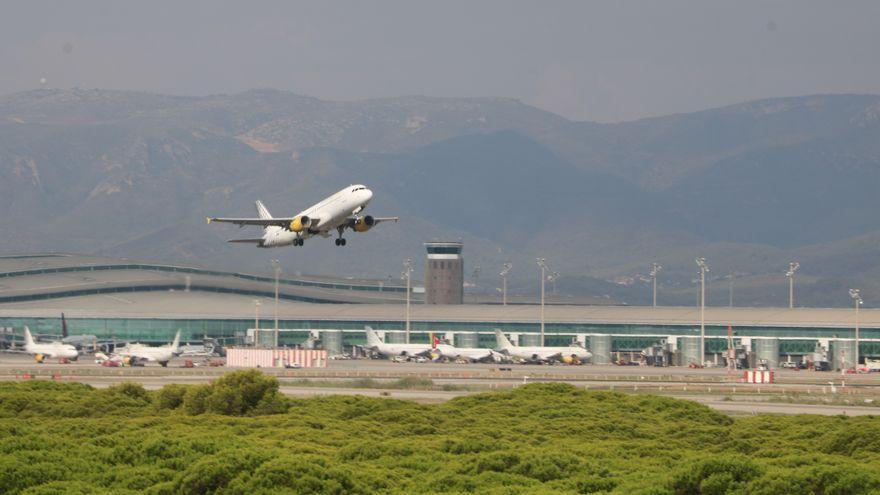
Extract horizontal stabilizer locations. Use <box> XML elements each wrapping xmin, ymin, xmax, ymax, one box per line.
<box><xmin>226</xmin><ymin>238</ymin><xmax>264</xmax><ymax>244</ymax></box>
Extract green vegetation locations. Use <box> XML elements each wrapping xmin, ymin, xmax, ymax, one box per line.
<box><xmin>0</xmin><ymin>371</ymin><xmax>878</xmax><ymax>494</ymax></box>
<box><xmin>280</xmin><ymin>377</ymin><xmax>471</xmax><ymax>392</ymax></box>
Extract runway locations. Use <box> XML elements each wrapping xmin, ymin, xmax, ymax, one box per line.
<box><xmin>2</xmin><ymin>354</ymin><xmax>879</xmax><ymax>415</ymax></box>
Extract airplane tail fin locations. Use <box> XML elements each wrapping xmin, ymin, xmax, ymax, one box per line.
<box><xmin>255</xmin><ymin>200</ymin><xmax>273</xmax><ymax>219</ymax></box>
<box><xmin>23</xmin><ymin>326</ymin><xmax>35</xmax><ymax>349</ymax></box>
<box><xmin>364</xmin><ymin>326</ymin><xmax>383</xmax><ymax>347</ymax></box>
<box><xmin>494</xmin><ymin>329</ymin><xmax>514</xmax><ymax>349</ymax></box>
<box><xmin>61</xmin><ymin>313</ymin><xmax>68</xmax><ymax>338</ymax></box>
<box><xmin>170</xmin><ymin>330</ymin><xmax>181</xmax><ymax>353</ymax></box>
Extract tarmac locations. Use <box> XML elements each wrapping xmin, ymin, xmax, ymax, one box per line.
<box><xmin>2</xmin><ymin>353</ymin><xmax>879</xmax><ymax>416</ymax></box>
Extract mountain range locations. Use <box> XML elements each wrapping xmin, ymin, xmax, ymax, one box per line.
<box><xmin>1</xmin><ymin>88</ymin><xmax>879</xmax><ymax>307</ymax></box>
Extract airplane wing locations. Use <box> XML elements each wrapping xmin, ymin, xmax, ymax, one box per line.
<box><xmin>344</xmin><ymin>216</ymin><xmax>399</xmax><ymax>231</ymax></box>
<box><xmin>226</xmin><ymin>238</ymin><xmax>264</xmax><ymax>244</ymax></box>
<box><xmin>537</xmin><ymin>351</ymin><xmax>563</xmax><ymax>361</ymax></box>
<box><xmin>206</xmin><ymin>217</ymin><xmax>296</xmax><ymax>228</ymax></box>
<box><xmin>370</xmin><ymin>217</ymin><xmax>399</xmax><ymax>225</ymax></box>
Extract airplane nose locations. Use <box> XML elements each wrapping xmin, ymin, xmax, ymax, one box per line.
<box><xmin>364</xmin><ymin>189</ymin><xmax>373</xmax><ymax>201</ymax></box>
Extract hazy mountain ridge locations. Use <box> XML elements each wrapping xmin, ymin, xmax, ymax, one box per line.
<box><xmin>1</xmin><ymin>88</ymin><xmax>878</xmax><ymax>306</ymax></box>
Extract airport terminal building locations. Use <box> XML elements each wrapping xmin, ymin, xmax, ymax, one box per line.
<box><xmin>1</xmin><ymin>254</ymin><xmax>878</xmax><ymax>367</ymax></box>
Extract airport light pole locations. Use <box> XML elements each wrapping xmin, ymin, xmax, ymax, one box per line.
<box><xmin>650</xmin><ymin>263</ymin><xmax>662</xmax><ymax>307</ymax></box>
<box><xmin>696</xmin><ymin>258</ymin><xmax>710</xmax><ymax>366</ymax></box>
<box><xmin>850</xmin><ymin>289</ymin><xmax>863</xmax><ymax>369</ymax></box>
<box><xmin>253</xmin><ymin>299</ymin><xmax>261</xmax><ymax>347</ymax></box>
<box><xmin>402</xmin><ymin>258</ymin><xmax>413</xmax><ymax>343</ymax></box>
<box><xmin>500</xmin><ymin>262</ymin><xmax>512</xmax><ymax>306</ymax></box>
<box><xmin>271</xmin><ymin>259</ymin><xmax>281</xmax><ymax>347</ymax></box>
<box><xmin>786</xmin><ymin>262</ymin><xmax>799</xmax><ymax>309</ymax></box>
<box><xmin>537</xmin><ymin>258</ymin><xmax>548</xmax><ymax>346</ymax></box>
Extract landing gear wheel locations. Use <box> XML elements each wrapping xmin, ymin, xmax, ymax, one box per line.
<box><xmin>294</xmin><ymin>238</ymin><xmax>303</xmax><ymax>246</ymax></box>
<box><xmin>335</xmin><ymin>238</ymin><xmax>347</xmax><ymax>246</ymax></box>
<box><xmin>335</xmin><ymin>239</ymin><xmax>340</xmax><ymax>246</ymax></box>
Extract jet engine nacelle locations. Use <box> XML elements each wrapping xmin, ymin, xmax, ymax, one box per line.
<box><xmin>289</xmin><ymin>215</ymin><xmax>311</xmax><ymax>233</ymax></box>
<box><xmin>353</xmin><ymin>215</ymin><xmax>376</xmax><ymax>233</ymax></box>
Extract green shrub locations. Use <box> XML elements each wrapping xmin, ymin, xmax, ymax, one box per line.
<box><xmin>0</xmin><ymin>377</ymin><xmax>877</xmax><ymax>494</ymax></box>
<box><xmin>670</xmin><ymin>454</ymin><xmax>762</xmax><ymax>494</ymax></box>
<box><xmin>154</xmin><ymin>384</ymin><xmax>188</xmax><ymax>411</ymax></box>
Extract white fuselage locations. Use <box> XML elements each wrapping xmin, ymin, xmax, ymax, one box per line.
<box><xmin>433</xmin><ymin>344</ymin><xmax>496</xmax><ymax>362</ymax></box>
<box><xmin>23</xmin><ymin>327</ymin><xmax>78</xmax><ymax>360</ymax></box>
<box><xmin>494</xmin><ymin>330</ymin><xmax>591</xmax><ymax>362</ymax></box>
<box><xmin>25</xmin><ymin>341</ymin><xmax>79</xmax><ymax>360</ymax></box>
<box><xmin>115</xmin><ymin>331</ymin><xmax>180</xmax><ymax>364</ymax></box>
<box><xmin>117</xmin><ymin>344</ymin><xmax>176</xmax><ymax>363</ymax></box>
<box><xmin>261</xmin><ymin>185</ymin><xmax>373</xmax><ymax>247</ymax></box>
<box><xmin>364</xmin><ymin>327</ymin><xmax>432</xmax><ymax>358</ymax></box>
<box><xmin>502</xmin><ymin>345</ymin><xmax>592</xmax><ymax>362</ymax></box>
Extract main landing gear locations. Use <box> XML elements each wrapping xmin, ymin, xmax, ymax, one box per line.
<box><xmin>293</xmin><ymin>238</ymin><xmax>304</xmax><ymax>246</ymax></box>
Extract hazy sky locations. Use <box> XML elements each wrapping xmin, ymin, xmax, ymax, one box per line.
<box><xmin>3</xmin><ymin>1</ymin><xmax>880</xmax><ymax>121</ymax></box>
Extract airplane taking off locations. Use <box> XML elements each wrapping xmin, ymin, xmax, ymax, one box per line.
<box><xmin>431</xmin><ymin>335</ymin><xmax>497</xmax><ymax>362</ymax></box>
<box><xmin>364</xmin><ymin>327</ymin><xmax>432</xmax><ymax>358</ymax></box>
<box><xmin>494</xmin><ymin>329</ymin><xmax>592</xmax><ymax>363</ymax></box>
<box><xmin>22</xmin><ymin>327</ymin><xmax>79</xmax><ymax>362</ymax></box>
<box><xmin>206</xmin><ymin>185</ymin><xmax>398</xmax><ymax>247</ymax></box>
<box><xmin>113</xmin><ymin>330</ymin><xmax>181</xmax><ymax>367</ymax></box>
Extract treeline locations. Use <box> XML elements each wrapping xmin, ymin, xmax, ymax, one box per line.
<box><xmin>0</xmin><ymin>373</ymin><xmax>878</xmax><ymax>494</ymax></box>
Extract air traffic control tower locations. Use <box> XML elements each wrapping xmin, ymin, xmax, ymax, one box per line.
<box><xmin>424</xmin><ymin>241</ymin><xmax>463</xmax><ymax>304</ymax></box>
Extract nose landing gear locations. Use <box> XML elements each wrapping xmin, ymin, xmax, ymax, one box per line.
<box><xmin>334</xmin><ymin>238</ymin><xmax>347</xmax><ymax>246</ymax></box>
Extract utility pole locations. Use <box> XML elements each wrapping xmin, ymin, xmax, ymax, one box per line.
<box><xmin>402</xmin><ymin>258</ymin><xmax>413</xmax><ymax>343</ymax></box>
<box><xmin>537</xmin><ymin>258</ymin><xmax>548</xmax><ymax>346</ymax></box>
<box><xmin>500</xmin><ymin>262</ymin><xmax>512</xmax><ymax>306</ymax></box>
<box><xmin>850</xmin><ymin>289</ymin><xmax>863</xmax><ymax>369</ymax></box>
<box><xmin>786</xmin><ymin>262</ymin><xmax>799</xmax><ymax>309</ymax></box>
<box><xmin>650</xmin><ymin>263</ymin><xmax>662</xmax><ymax>307</ymax></box>
<box><xmin>271</xmin><ymin>259</ymin><xmax>281</xmax><ymax>347</ymax></box>
<box><xmin>696</xmin><ymin>258</ymin><xmax>710</xmax><ymax>366</ymax></box>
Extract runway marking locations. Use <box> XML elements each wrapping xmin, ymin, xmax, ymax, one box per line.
<box><xmin>103</xmin><ymin>295</ymin><xmax>134</xmax><ymax>304</ymax></box>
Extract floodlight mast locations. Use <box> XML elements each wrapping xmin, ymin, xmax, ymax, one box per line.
<box><xmin>650</xmin><ymin>263</ymin><xmax>663</xmax><ymax>307</ymax></box>
<box><xmin>695</xmin><ymin>258</ymin><xmax>710</xmax><ymax>366</ymax></box>
<box><xmin>402</xmin><ymin>258</ymin><xmax>413</xmax><ymax>343</ymax></box>
<box><xmin>850</xmin><ymin>289</ymin><xmax>863</xmax><ymax>369</ymax></box>
<box><xmin>536</xmin><ymin>258</ymin><xmax>548</xmax><ymax>346</ymax></box>
<box><xmin>500</xmin><ymin>262</ymin><xmax>512</xmax><ymax>306</ymax></box>
<box><xmin>786</xmin><ymin>262</ymin><xmax>800</xmax><ymax>309</ymax></box>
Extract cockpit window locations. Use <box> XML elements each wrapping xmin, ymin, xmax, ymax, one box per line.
<box><xmin>352</xmin><ymin>186</ymin><xmax>366</xmax><ymax>192</ymax></box>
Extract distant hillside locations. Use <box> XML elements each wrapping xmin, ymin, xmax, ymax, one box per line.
<box><xmin>1</xmin><ymin>88</ymin><xmax>878</xmax><ymax>307</ymax></box>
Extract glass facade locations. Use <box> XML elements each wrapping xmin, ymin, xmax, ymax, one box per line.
<box><xmin>2</xmin><ymin>316</ymin><xmax>877</xmax><ymax>353</ymax></box>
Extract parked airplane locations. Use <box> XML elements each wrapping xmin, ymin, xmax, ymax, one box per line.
<box><xmin>431</xmin><ymin>335</ymin><xmax>497</xmax><ymax>362</ymax></box>
<box><xmin>58</xmin><ymin>313</ymin><xmax>101</xmax><ymax>351</ymax></box>
<box><xmin>493</xmin><ymin>329</ymin><xmax>591</xmax><ymax>363</ymax></box>
<box><xmin>364</xmin><ymin>326</ymin><xmax>432</xmax><ymax>358</ymax></box>
<box><xmin>113</xmin><ymin>330</ymin><xmax>181</xmax><ymax>367</ymax></box>
<box><xmin>23</xmin><ymin>327</ymin><xmax>79</xmax><ymax>362</ymax></box>
<box><xmin>206</xmin><ymin>185</ymin><xmax>398</xmax><ymax>247</ymax></box>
